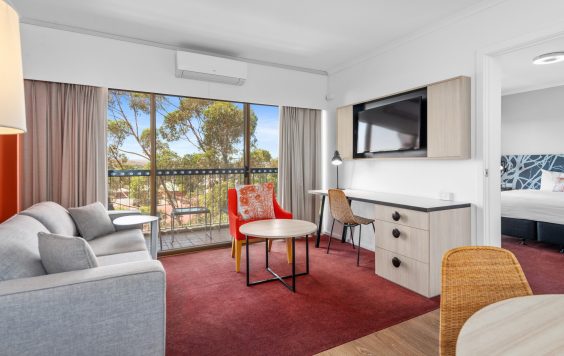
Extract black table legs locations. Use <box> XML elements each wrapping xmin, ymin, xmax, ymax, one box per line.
<box><xmin>315</xmin><ymin>194</ymin><xmax>351</xmax><ymax>247</ymax></box>
<box><xmin>341</xmin><ymin>224</ymin><xmax>347</xmax><ymax>243</ymax></box>
<box><xmin>246</xmin><ymin>235</ymin><xmax>310</xmax><ymax>293</ymax></box>
<box><xmin>305</xmin><ymin>234</ymin><xmax>309</xmax><ymax>274</ymax></box>
<box><xmin>245</xmin><ymin>235</ymin><xmax>250</xmax><ymax>286</ymax></box>
<box><xmin>341</xmin><ymin>198</ymin><xmax>352</xmax><ymax>243</ymax></box>
<box><xmin>315</xmin><ymin>195</ymin><xmax>325</xmax><ymax>248</ymax></box>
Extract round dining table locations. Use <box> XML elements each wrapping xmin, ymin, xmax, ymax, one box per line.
<box><xmin>456</xmin><ymin>294</ymin><xmax>564</xmax><ymax>355</ymax></box>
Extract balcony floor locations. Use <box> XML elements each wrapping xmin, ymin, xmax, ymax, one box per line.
<box><xmin>144</xmin><ymin>226</ymin><xmax>232</xmax><ymax>252</ymax></box>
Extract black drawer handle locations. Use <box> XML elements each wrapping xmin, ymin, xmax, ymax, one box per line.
<box><xmin>392</xmin><ymin>211</ymin><xmax>401</xmax><ymax>221</ymax></box>
<box><xmin>392</xmin><ymin>257</ymin><xmax>401</xmax><ymax>268</ymax></box>
<box><xmin>392</xmin><ymin>228</ymin><xmax>401</xmax><ymax>238</ymax></box>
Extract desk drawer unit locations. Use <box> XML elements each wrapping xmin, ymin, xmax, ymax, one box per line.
<box><xmin>374</xmin><ymin>205</ymin><xmax>471</xmax><ymax>298</ymax></box>
<box><xmin>374</xmin><ymin>205</ymin><xmax>429</xmax><ymax>230</ymax></box>
<box><xmin>376</xmin><ymin>247</ymin><xmax>430</xmax><ymax>296</ymax></box>
<box><xmin>375</xmin><ymin>221</ymin><xmax>429</xmax><ymax>263</ymax></box>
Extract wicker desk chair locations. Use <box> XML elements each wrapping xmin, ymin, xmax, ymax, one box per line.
<box><xmin>327</xmin><ymin>189</ymin><xmax>375</xmax><ymax>266</ymax></box>
<box><xmin>440</xmin><ymin>246</ymin><xmax>533</xmax><ymax>356</ymax></box>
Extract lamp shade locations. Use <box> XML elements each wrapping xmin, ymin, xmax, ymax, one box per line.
<box><xmin>331</xmin><ymin>150</ymin><xmax>342</xmax><ymax>165</ymax></box>
<box><xmin>0</xmin><ymin>0</ymin><xmax>26</xmax><ymax>134</ymax></box>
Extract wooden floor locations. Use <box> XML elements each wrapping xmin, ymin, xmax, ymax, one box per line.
<box><xmin>317</xmin><ymin>310</ymin><xmax>439</xmax><ymax>356</ymax></box>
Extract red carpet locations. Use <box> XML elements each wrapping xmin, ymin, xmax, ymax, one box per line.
<box><xmin>161</xmin><ymin>236</ymin><xmax>439</xmax><ymax>356</ymax></box>
<box><xmin>502</xmin><ymin>236</ymin><xmax>564</xmax><ymax>294</ymax></box>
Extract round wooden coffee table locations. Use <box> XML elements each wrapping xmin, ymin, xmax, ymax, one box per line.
<box><xmin>457</xmin><ymin>294</ymin><xmax>564</xmax><ymax>355</ymax></box>
<box><xmin>239</xmin><ymin>219</ymin><xmax>317</xmax><ymax>292</ymax></box>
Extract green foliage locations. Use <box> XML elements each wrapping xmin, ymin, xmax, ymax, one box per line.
<box><xmin>107</xmin><ymin>90</ymin><xmax>278</xmax><ymax>230</ymax></box>
<box><xmin>251</xmin><ymin>148</ymin><xmax>273</xmax><ymax>168</ymax></box>
<box><xmin>108</xmin><ymin>91</ymin><xmax>272</xmax><ymax>169</ymax></box>
<box><xmin>201</xmin><ymin>102</ymin><xmax>245</xmax><ymax>164</ymax></box>
<box><xmin>159</xmin><ymin>98</ymin><xmax>258</xmax><ymax>167</ymax></box>
<box><xmin>158</xmin><ymin>98</ymin><xmax>212</xmax><ymax>145</ymax></box>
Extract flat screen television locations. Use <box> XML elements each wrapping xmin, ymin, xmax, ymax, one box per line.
<box><xmin>353</xmin><ymin>90</ymin><xmax>427</xmax><ymax>158</ymax></box>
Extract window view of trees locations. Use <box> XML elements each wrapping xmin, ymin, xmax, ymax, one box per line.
<box><xmin>107</xmin><ymin>90</ymin><xmax>279</xmax><ymax>243</ymax></box>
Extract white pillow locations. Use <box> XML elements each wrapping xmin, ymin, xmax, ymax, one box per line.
<box><xmin>540</xmin><ymin>170</ymin><xmax>564</xmax><ymax>191</ymax></box>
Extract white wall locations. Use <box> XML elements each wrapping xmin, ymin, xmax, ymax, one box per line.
<box><xmin>18</xmin><ymin>1</ymin><xmax>564</xmax><ymax>250</ymax></box>
<box><xmin>325</xmin><ymin>0</ymin><xmax>564</xmax><ymax>249</ymax></box>
<box><xmin>502</xmin><ymin>86</ymin><xmax>564</xmax><ymax>155</ymax></box>
<box><xmin>20</xmin><ymin>24</ymin><xmax>328</xmax><ymax>110</ymax></box>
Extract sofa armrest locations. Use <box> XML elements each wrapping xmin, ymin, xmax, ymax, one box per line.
<box><xmin>0</xmin><ymin>261</ymin><xmax>165</xmax><ymax>356</ymax></box>
<box><xmin>108</xmin><ymin>209</ymin><xmax>142</xmax><ymax>231</ymax></box>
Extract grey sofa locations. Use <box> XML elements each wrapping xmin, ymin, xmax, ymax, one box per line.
<box><xmin>0</xmin><ymin>202</ymin><xmax>166</xmax><ymax>356</ymax></box>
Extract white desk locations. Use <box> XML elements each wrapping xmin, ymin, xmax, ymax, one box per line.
<box><xmin>308</xmin><ymin>189</ymin><xmax>470</xmax><ymax>248</ymax></box>
<box><xmin>457</xmin><ymin>295</ymin><xmax>564</xmax><ymax>355</ymax></box>
<box><xmin>308</xmin><ymin>189</ymin><xmax>471</xmax><ymax>297</ymax></box>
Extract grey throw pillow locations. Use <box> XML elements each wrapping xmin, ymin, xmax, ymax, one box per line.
<box><xmin>38</xmin><ymin>232</ymin><xmax>99</xmax><ymax>274</ymax></box>
<box><xmin>68</xmin><ymin>202</ymin><xmax>115</xmax><ymax>240</ymax></box>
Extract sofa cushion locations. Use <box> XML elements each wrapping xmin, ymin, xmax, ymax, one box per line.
<box><xmin>97</xmin><ymin>251</ymin><xmax>151</xmax><ymax>266</ymax></box>
<box><xmin>69</xmin><ymin>202</ymin><xmax>115</xmax><ymax>241</ymax></box>
<box><xmin>20</xmin><ymin>201</ymin><xmax>78</xmax><ymax>236</ymax></box>
<box><xmin>0</xmin><ymin>215</ymin><xmax>48</xmax><ymax>281</ymax></box>
<box><xmin>88</xmin><ymin>229</ymin><xmax>147</xmax><ymax>257</ymax></box>
<box><xmin>38</xmin><ymin>232</ymin><xmax>99</xmax><ymax>274</ymax></box>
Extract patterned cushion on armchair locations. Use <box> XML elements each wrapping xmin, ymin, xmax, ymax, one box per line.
<box><xmin>235</xmin><ymin>182</ymin><xmax>276</xmax><ymax>220</ymax></box>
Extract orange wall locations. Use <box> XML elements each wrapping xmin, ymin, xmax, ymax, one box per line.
<box><xmin>0</xmin><ymin>135</ymin><xmax>20</xmax><ymax>222</ymax></box>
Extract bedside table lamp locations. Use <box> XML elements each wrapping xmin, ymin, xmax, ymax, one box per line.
<box><xmin>331</xmin><ymin>150</ymin><xmax>343</xmax><ymax>189</ymax></box>
<box><xmin>0</xmin><ymin>0</ymin><xmax>27</xmax><ymax>134</ymax></box>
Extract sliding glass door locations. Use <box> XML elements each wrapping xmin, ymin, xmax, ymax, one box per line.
<box><xmin>250</xmin><ymin>104</ymin><xmax>279</xmax><ymax>186</ymax></box>
<box><xmin>107</xmin><ymin>90</ymin><xmax>279</xmax><ymax>252</ymax></box>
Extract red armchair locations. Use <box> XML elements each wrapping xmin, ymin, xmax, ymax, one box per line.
<box><xmin>228</xmin><ymin>188</ymin><xmax>292</xmax><ymax>272</ymax></box>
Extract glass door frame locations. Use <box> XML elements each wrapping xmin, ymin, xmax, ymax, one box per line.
<box><xmin>117</xmin><ymin>89</ymin><xmax>269</xmax><ymax>233</ymax></box>
<box><xmin>108</xmin><ymin>88</ymin><xmax>279</xmax><ymax>254</ymax></box>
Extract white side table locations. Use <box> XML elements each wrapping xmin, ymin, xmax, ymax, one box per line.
<box><xmin>113</xmin><ymin>215</ymin><xmax>160</xmax><ymax>259</ymax></box>
<box><xmin>240</xmin><ymin>219</ymin><xmax>317</xmax><ymax>292</ymax></box>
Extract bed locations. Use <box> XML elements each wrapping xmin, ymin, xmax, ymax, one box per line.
<box><xmin>502</xmin><ymin>190</ymin><xmax>564</xmax><ymax>225</ymax></box>
<box><xmin>500</xmin><ymin>154</ymin><xmax>564</xmax><ymax>250</ymax></box>
<box><xmin>501</xmin><ymin>189</ymin><xmax>564</xmax><ymax>249</ymax></box>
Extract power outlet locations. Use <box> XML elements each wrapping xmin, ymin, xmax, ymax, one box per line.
<box><xmin>439</xmin><ymin>191</ymin><xmax>454</xmax><ymax>201</ymax></box>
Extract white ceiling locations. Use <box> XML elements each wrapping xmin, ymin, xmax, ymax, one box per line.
<box><xmin>499</xmin><ymin>36</ymin><xmax>564</xmax><ymax>95</ymax></box>
<box><xmin>11</xmin><ymin>0</ymin><xmax>488</xmax><ymax>73</ymax></box>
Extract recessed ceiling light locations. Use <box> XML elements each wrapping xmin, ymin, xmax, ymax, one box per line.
<box><xmin>532</xmin><ymin>52</ymin><xmax>564</xmax><ymax>65</ymax></box>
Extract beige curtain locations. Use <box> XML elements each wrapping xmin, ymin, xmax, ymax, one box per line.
<box><xmin>21</xmin><ymin>80</ymin><xmax>107</xmax><ymax>209</ymax></box>
<box><xmin>278</xmin><ymin>106</ymin><xmax>321</xmax><ymax>222</ymax></box>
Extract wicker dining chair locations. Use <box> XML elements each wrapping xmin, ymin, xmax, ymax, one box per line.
<box><xmin>327</xmin><ymin>189</ymin><xmax>375</xmax><ymax>266</ymax></box>
<box><xmin>440</xmin><ymin>246</ymin><xmax>533</xmax><ymax>356</ymax></box>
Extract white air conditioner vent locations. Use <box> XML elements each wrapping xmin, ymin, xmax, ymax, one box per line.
<box><xmin>175</xmin><ymin>51</ymin><xmax>247</xmax><ymax>86</ymax></box>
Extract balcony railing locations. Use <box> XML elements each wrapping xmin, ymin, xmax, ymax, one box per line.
<box><xmin>108</xmin><ymin>168</ymin><xmax>278</xmax><ymax>233</ymax></box>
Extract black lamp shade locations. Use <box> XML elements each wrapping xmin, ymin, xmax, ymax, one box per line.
<box><xmin>331</xmin><ymin>151</ymin><xmax>342</xmax><ymax>165</ymax></box>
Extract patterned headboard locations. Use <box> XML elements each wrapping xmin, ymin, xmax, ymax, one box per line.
<box><xmin>501</xmin><ymin>154</ymin><xmax>564</xmax><ymax>189</ymax></box>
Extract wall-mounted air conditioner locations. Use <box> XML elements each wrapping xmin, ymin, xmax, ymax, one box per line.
<box><xmin>175</xmin><ymin>51</ymin><xmax>247</xmax><ymax>86</ymax></box>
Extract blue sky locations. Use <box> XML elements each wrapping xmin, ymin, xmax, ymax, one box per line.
<box><xmin>251</xmin><ymin>104</ymin><xmax>279</xmax><ymax>156</ymax></box>
<box><xmin>108</xmin><ymin>94</ymin><xmax>279</xmax><ymax>164</ymax></box>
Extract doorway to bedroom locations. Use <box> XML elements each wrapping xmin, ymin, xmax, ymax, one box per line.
<box><xmin>497</xmin><ymin>36</ymin><xmax>564</xmax><ymax>254</ymax></box>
